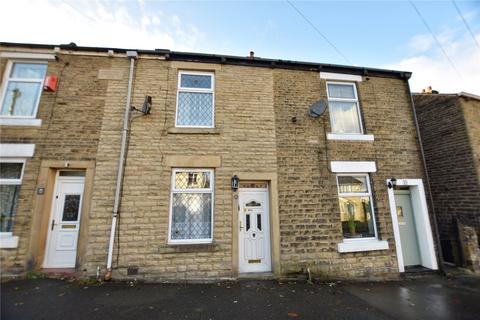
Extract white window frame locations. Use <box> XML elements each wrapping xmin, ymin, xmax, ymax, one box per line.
<box><xmin>0</xmin><ymin>158</ymin><xmax>25</xmax><ymax>185</ymax></box>
<box><xmin>336</xmin><ymin>173</ymin><xmax>378</xmax><ymax>242</ymax></box>
<box><xmin>0</xmin><ymin>60</ymin><xmax>47</xmax><ymax>123</ymax></box>
<box><xmin>175</xmin><ymin>71</ymin><xmax>215</xmax><ymax>128</ymax></box>
<box><xmin>0</xmin><ymin>158</ymin><xmax>25</xmax><ymax>248</ymax></box>
<box><xmin>168</xmin><ymin>168</ymin><xmax>214</xmax><ymax>244</ymax></box>
<box><xmin>326</xmin><ymin>81</ymin><xmax>364</xmax><ymax>135</ymax></box>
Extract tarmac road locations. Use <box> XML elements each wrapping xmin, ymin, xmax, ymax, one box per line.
<box><xmin>1</xmin><ymin>274</ymin><xmax>479</xmax><ymax>320</ymax></box>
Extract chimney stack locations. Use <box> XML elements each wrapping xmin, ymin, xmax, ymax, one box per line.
<box><xmin>422</xmin><ymin>86</ymin><xmax>438</xmax><ymax>94</ymax></box>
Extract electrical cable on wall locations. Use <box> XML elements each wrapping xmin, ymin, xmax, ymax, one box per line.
<box><xmin>39</xmin><ymin>60</ymin><xmax>70</xmax><ymax>160</ymax></box>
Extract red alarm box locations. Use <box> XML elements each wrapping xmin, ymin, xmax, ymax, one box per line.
<box><xmin>43</xmin><ymin>75</ymin><xmax>58</xmax><ymax>92</ymax></box>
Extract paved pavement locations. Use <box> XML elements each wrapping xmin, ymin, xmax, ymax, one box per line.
<box><xmin>344</xmin><ymin>275</ymin><xmax>480</xmax><ymax>320</ymax></box>
<box><xmin>1</xmin><ymin>274</ymin><xmax>479</xmax><ymax>320</ymax></box>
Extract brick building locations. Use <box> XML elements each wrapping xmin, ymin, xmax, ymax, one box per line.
<box><xmin>0</xmin><ymin>42</ymin><xmax>439</xmax><ymax>280</ymax></box>
<box><xmin>413</xmin><ymin>92</ymin><xmax>480</xmax><ymax>269</ymax></box>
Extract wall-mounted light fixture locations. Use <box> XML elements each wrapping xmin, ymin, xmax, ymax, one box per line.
<box><xmin>231</xmin><ymin>175</ymin><xmax>239</xmax><ymax>191</ymax></box>
<box><xmin>387</xmin><ymin>178</ymin><xmax>397</xmax><ymax>189</ymax></box>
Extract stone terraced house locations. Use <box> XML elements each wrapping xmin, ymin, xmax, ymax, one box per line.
<box><xmin>413</xmin><ymin>92</ymin><xmax>480</xmax><ymax>272</ymax></box>
<box><xmin>0</xmin><ymin>42</ymin><xmax>440</xmax><ymax>281</ymax></box>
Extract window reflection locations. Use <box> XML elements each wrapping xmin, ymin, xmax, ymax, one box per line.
<box><xmin>337</xmin><ymin>175</ymin><xmax>376</xmax><ymax>239</ymax></box>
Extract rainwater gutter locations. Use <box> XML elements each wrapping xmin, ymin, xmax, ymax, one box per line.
<box><xmin>105</xmin><ymin>50</ymin><xmax>138</xmax><ymax>280</ymax></box>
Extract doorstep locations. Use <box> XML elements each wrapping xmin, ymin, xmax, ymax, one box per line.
<box><xmin>237</xmin><ymin>272</ymin><xmax>276</xmax><ymax>280</ymax></box>
<box><xmin>40</xmin><ymin>268</ymin><xmax>81</xmax><ymax>278</ymax></box>
<box><xmin>401</xmin><ymin>265</ymin><xmax>439</xmax><ymax>279</ymax></box>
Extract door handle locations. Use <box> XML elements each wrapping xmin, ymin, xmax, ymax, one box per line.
<box><xmin>51</xmin><ymin>219</ymin><xmax>56</xmax><ymax>231</ymax></box>
<box><xmin>239</xmin><ymin>220</ymin><xmax>244</xmax><ymax>230</ymax></box>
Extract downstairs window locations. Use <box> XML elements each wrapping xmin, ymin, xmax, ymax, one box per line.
<box><xmin>169</xmin><ymin>169</ymin><xmax>214</xmax><ymax>244</ymax></box>
<box><xmin>337</xmin><ymin>174</ymin><xmax>377</xmax><ymax>239</ymax></box>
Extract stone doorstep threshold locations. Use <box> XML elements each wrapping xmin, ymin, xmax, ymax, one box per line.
<box><xmin>237</xmin><ymin>272</ymin><xmax>276</xmax><ymax>280</ymax></box>
<box><xmin>401</xmin><ymin>265</ymin><xmax>439</xmax><ymax>278</ymax></box>
<box><xmin>40</xmin><ymin>268</ymin><xmax>81</xmax><ymax>277</ymax></box>
<box><xmin>404</xmin><ymin>265</ymin><xmax>434</xmax><ymax>273</ymax></box>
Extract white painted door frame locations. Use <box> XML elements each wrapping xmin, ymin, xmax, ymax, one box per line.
<box><xmin>238</xmin><ymin>187</ymin><xmax>272</xmax><ymax>273</ymax></box>
<box><xmin>386</xmin><ymin>178</ymin><xmax>438</xmax><ymax>272</ymax></box>
<box><xmin>43</xmin><ymin>172</ymin><xmax>85</xmax><ymax>268</ymax></box>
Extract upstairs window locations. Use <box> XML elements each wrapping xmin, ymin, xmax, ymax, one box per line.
<box><xmin>327</xmin><ymin>82</ymin><xmax>363</xmax><ymax>134</ymax></box>
<box><xmin>175</xmin><ymin>71</ymin><xmax>215</xmax><ymax>128</ymax></box>
<box><xmin>1</xmin><ymin>62</ymin><xmax>47</xmax><ymax>117</ymax></box>
<box><xmin>0</xmin><ymin>160</ymin><xmax>25</xmax><ymax>234</ymax></box>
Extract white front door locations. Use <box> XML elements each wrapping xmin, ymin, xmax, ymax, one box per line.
<box><xmin>238</xmin><ymin>188</ymin><xmax>271</xmax><ymax>273</ymax></box>
<box><xmin>44</xmin><ymin>175</ymin><xmax>85</xmax><ymax>268</ymax></box>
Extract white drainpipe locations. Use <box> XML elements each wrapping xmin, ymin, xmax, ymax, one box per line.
<box><xmin>105</xmin><ymin>50</ymin><xmax>138</xmax><ymax>280</ymax></box>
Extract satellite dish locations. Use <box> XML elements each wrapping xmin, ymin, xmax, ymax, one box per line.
<box><xmin>309</xmin><ymin>100</ymin><xmax>327</xmax><ymax>118</ymax></box>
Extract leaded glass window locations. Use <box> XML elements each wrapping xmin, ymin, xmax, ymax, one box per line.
<box><xmin>1</xmin><ymin>62</ymin><xmax>47</xmax><ymax>117</ymax></box>
<box><xmin>169</xmin><ymin>169</ymin><xmax>214</xmax><ymax>243</ymax></box>
<box><xmin>175</xmin><ymin>72</ymin><xmax>214</xmax><ymax>128</ymax></box>
<box><xmin>0</xmin><ymin>160</ymin><xmax>25</xmax><ymax>233</ymax></box>
<box><xmin>336</xmin><ymin>174</ymin><xmax>377</xmax><ymax>239</ymax></box>
<box><xmin>62</xmin><ymin>194</ymin><xmax>81</xmax><ymax>221</ymax></box>
<box><xmin>327</xmin><ymin>82</ymin><xmax>363</xmax><ymax>134</ymax></box>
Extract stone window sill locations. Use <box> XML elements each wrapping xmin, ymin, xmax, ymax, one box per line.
<box><xmin>168</xmin><ymin>243</ymin><xmax>217</xmax><ymax>253</ymax></box>
<box><xmin>327</xmin><ymin>133</ymin><xmax>374</xmax><ymax>141</ymax></box>
<box><xmin>0</xmin><ymin>234</ymin><xmax>19</xmax><ymax>249</ymax></box>
<box><xmin>168</xmin><ymin>127</ymin><xmax>220</xmax><ymax>135</ymax></box>
<box><xmin>0</xmin><ymin>118</ymin><xmax>42</xmax><ymax>127</ymax></box>
<box><xmin>337</xmin><ymin>239</ymin><xmax>389</xmax><ymax>253</ymax></box>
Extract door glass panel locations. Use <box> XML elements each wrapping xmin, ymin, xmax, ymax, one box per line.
<box><xmin>396</xmin><ymin>206</ymin><xmax>404</xmax><ymax>217</ymax></box>
<box><xmin>62</xmin><ymin>194</ymin><xmax>81</xmax><ymax>221</ymax></box>
<box><xmin>257</xmin><ymin>214</ymin><xmax>262</xmax><ymax>231</ymax></box>
<box><xmin>246</xmin><ymin>214</ymin><xmax>250</xmax><ymax>231</ymax></box>
<box><xmin>245</xmin><ymin>200</ymin><xmax>261</xmax><ymax>207</ymax></box>
<box><xmin>239</xmin><ymin>182</ymin><xmax>267</xmax><ymax>189</ymax></box>
<box><xmin>397</xmin><ymin>205</ymin><xmax>405</xmax><ymax>224</ymax></box>
<box><xmin>59</xmin><ymin>171</ymin><xmax>85</xmax><ymax>177</ymax></box>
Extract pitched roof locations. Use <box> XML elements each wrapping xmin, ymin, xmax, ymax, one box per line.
<box><xmin>413</xmin><ymin>92</ymin><xmax>480</xmax><ymax>101</ymax></box>
<box><xmin>0</xmin><ymin>41</ymin><xmax>411</xmax><ymax>80</ymax></box>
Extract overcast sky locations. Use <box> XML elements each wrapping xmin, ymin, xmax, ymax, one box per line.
<box><xmin>1</xmin><ymin>0</ymin><xmax>479</xmax><ymax>94</ymax></box>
